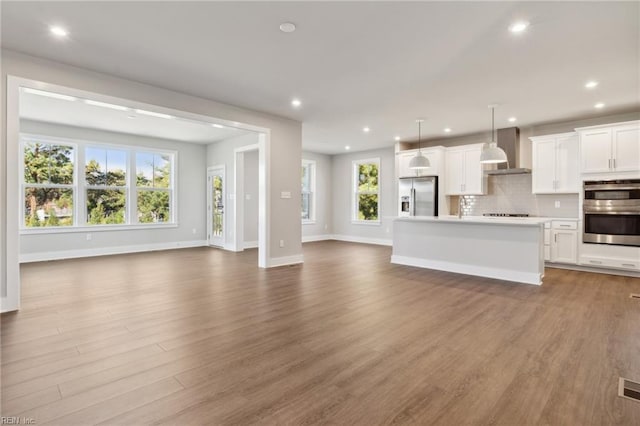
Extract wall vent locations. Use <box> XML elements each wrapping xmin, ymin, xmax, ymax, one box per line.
<box><xmin>619</xmin><ymin>377</ymin><xmax>640</xmax><ymax>403</ymax></box>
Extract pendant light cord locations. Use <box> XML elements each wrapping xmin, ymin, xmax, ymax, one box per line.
<box><xmin>418</xmin><ymin>121</ymin><xmax>422</xmax><ymax>153</ymax></box>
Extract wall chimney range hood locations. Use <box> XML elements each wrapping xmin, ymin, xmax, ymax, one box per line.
<box><xmin>485</xmin><ymin>127</ymin><xmax>530</xmax><ymax>175</ymax></box>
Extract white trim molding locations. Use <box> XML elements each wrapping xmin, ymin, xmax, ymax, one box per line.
<box><xmin>266</xmin><ymin>254</ymin><xmax>304</xmax><ymax>268</ymax></box>
<box><xmin>244</xmin><ymin>240</ymin><xmax>259</xmax><ymax>249</ymax></box>
<box><xmin>19</xmin><ymin>240</ymin><xmax>207</xmax><ymax>263</ymax></box>
<box><xmin>302</xmin><ymin>235</ymin><xmax>333</xmax><ymax>243</ymax></box>
<box><xmin>391</xmin><ymin>255</ymin><xmax>542</xmax><ymax>285</ymax></box>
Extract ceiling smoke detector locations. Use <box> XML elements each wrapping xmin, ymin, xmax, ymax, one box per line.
<box><xmin>279</xmin><ymin>22</ymin><xmax>296</xmax><ymax>33</ymax></box>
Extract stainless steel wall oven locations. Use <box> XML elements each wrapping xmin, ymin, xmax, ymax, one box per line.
<box><xmin>583</xmin><ymin>179</ymin><xmax>640</xmax><ymax>247</ymax></box>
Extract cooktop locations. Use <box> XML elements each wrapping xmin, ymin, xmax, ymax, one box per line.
<box><xmin>482</xmin><ymin>213</ymin><xmax>530</xmax><ymax>217</ymax></box>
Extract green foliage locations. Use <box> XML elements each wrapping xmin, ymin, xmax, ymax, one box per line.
<box><xmin>138</xmin><ymin>190</ymin><xmax>170</xmax><ymax>223</ymax></box>
<box><xmin>23</xmin><ymin>142</ymin><xmax>75</xmax><ymax>227</ymax></box>
<box><xmin>358</xmin><ymin>194</ymin><xmax>379</xmax><ymax>221</ymax></box>
<box><xmin>87</xmin><ymin>189</ymin><xmax>126</xmax><ymax>225</ymax></box>
<box><xmin>356</xmin><ymin>163</ymin><xmax>379</xmax><ymax>221</ymax></box>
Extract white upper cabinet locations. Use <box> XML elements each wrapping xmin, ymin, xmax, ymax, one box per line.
<box><xmin>530</xmin><ymin>132</ymin><xmax>579</xmax><ymax>194</ymax></box>
<box><xmin>445</xmin><ymin>143</ymin><xmax>487</xmax><ymax>195</ymax></box>
<box><xmin>578</xmin><ymin>121</ymin><xmax>640</xmax><ymax>174</ymax></box>
<box><xmin>397</xmin><ymin>147</ymin><xmax>444</xmax><ymax>178</ymax></box>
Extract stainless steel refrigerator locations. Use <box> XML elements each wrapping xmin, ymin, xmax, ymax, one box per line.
<box><xmin>398</xmin><ymin>176</ymin><xmax>438</xmax><ymax>217</ymax></box>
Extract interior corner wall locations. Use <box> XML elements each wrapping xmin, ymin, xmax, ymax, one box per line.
<box><xmin>1</xmin><ymin>49</ymin><xmax>303</xmax><ymax>305</ymax></box>
<box><xmin>302</xmin><ymin>151</ymin><xmax>332</xmax><ymax>240</ymax></box>
<box><xmin>330</xmin><ymin>147</ymin><xmax>396</xmax><ymax>244</ymax></box>
<box><xmin>18</xmin><ymin>120</ymin><xmax>207</xmax><ymax>260</ymax></box>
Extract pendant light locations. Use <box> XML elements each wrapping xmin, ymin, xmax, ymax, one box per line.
<box><xmin>480</xmin><ymin>105</ymin><xmax>508</xmax><ymax>164</ymax></box>
<box><xmin>408</xmin><ymin>119</ymin><xmax>431</xmax><ymax>170</ymax></box>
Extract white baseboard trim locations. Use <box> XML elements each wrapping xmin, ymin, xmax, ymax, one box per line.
<box><xmin>244</xmin><ymin>240</ymin><xmax>259</xmax><ymax>249</ymax></box>
<box><xmin>331</xmin><ymin>234</ymin><xmax>393</xmax><ymax>247</ymax></box>
<box><xmin>391</xmin><ymin>255</ymin><xmax>542</xmax><ymax>285</ymax></box>
<box><xmin>19</xmin><ymin>240</ymin><xmax>207</xmax><ymax>263</ymax></box>
<box><xmin>546</xmin><ymin>262</ymin><xmax>640</xmax><ymax>277</ymax></box>
<box><xmin>267</xmin><ymin>254</ymin><xmax>304</xmax><ymax>268</ymax></box>
<box><xmin>302</xmin><ymin>234</ymin><xmax>333</xmax><ymax>243</ymax></box>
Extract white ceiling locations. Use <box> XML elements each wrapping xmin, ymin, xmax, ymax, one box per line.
<box><xmin>2</xmin><ymin>1</ymin><xmax>638</xmax><ymax>154</ymax></box>
<box><xmin>19</xmin><ymin>89</ymin><xmax>250</xmax><ymax>144</ymax></box>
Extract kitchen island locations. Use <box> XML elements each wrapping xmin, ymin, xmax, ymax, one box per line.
<box><xmin>392</xmin><ymin>216</ymin><xmax>551</xmax><ymax>285</ymax></box>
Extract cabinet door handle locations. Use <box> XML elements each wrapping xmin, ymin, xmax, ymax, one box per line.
<box><xmin>622</xmin><ymin>263</ymin><xmax>636</xmax><ymax>268</ymax></box>
<box><xmin>608</xmin><ymin>159</ymin><xmax>612</xmax><ymax>169</ymax></box>
<box><xmin>589</xmin><ymin>260</ymin><xmax>602</xmax><ymax>265</ymax></box>
<box><xmin>613</xmin><ymin>158</ymin><xmax>616</xmax><ymax>169</ymax></box>
<box><xmin>554</xmin><ymin>234</ymin><xmax>557</xmax><ymax>243</ymax></box>
<box><xmin>559</xmin><ymin>224</ymin><xmax>571</xmax><ymax>228</ymax></box>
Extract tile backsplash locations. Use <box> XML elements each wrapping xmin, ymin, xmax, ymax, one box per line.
<box><xmin>454</xmin><ymin>174</ymin><xmax>579</xmax><ymax>218</ymax></box>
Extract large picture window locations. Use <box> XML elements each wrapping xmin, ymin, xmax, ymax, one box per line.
<box><xmin>353</xmin><ymin>158</ymin><xmax>380</xmax><ymax>223</ymax></box>
<box><xmin>20</xmin><ymin>134</ymin><xmax>176</xmax><ymax>231</ymax></box>
<box><xmin>301</xmin><ymin>159</ymin><xmax>316</xmax><ymax>223</ymax></box>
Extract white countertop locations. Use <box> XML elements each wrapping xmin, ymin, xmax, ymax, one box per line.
<box><xmin>394</xmin><ymin>215</ymin><xmax>552</xmax><ymax>226</ymax></box>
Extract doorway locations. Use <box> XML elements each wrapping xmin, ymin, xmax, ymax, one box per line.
<box><xmin>207</xmin><ymin>166</ymin><xmax>225</xmax><ymax>247</ymax></box>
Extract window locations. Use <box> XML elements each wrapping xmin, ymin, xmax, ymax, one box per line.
<box><xmin>301</xmin><ymin>159</ymin><xmax>316</xmax><ymax>223</ymax></box>
<box><xmin>353</xmin><ymin>158</ymin><xmax>380</xmax><ymax>223</ymax></box>
<box><xmin>136</xmin><ymin>152</ymin><xmax>172</xmax><ymax>223</ymax></box>
<box><xmin>20</xmin><ymin>134</ymin><xmax>176</xmax><ymax>231</ymax></box>
<box><xmin>22</xmin><ymin>140</ymin><xmax>75</xmax><ymax>227</ymax></box>
<box><xmin>85</xmin><ymin>147</ymin><xmax>127</xmax><ymax>225</ymax></box>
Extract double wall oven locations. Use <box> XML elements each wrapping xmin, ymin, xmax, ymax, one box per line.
<box><xmin>583</xmin><ymin>179</ymin><xmax>640</xmax><ymax>247</ymax></box>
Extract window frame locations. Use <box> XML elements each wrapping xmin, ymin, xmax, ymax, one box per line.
<box><xmin>352</xmin><ymin>157</ymin><xmax>381</xmax><ymax>225</ymax></box>
<box><xmin>301</xmin><ymin>159</ymin><xmax>316</xmax><ymax>224</ymax></box>
<box><xmin>19</xmin><ymin>133</ymin><xmax>178</xmax><ymax>234</ymax></box>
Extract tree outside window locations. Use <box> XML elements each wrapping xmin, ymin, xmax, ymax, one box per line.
<box><xmin>353</xmin><ymin>159</ymin><xmax>380</xmax><ymax>222</ymax></box>
<box><xmin>23</xmin><ymin>141</ymin><xmax>75</xmax><ymax>227</ymax></box>
<box><xmin>85</xmin><ymin>147</ymin><xmax>127</xmax><ymax>225</ymax></box>
<box><xmin>136</xmin><ymin>152</ymin><xmax>172</xmax><ymax>223</ymax></box>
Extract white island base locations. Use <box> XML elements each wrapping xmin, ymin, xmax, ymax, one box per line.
<box><xmin>391</xmin><ymin>216</ymin><xmax>549</xmax><ymax>285</ymax></box>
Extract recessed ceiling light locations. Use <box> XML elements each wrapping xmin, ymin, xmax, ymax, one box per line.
<box><xmin>49</xmin><ymin>25</ymin><xmax>68</xmax><ymax>38</ymax></box>
<box><xmin>363</xmin><ymin>127</ymin><xmax>370</xmax><ymax>133</ymax></box>
<box><xmin>134</xmin><ymin>109</ymin><xmax>174</xmax><ymax>119</ymax></box>
<box><xmin>345</xmin><ymin>145</ymin><xmax>351</xmax><ymax>150</ymax></box>
<box><xmin>394</xmin><ymin>136</ymin><xmax>401</xmax><ymax>141</ymax></box>
<box><xmin>291</xmin><ymin>99</ymin><xmax>301</xmax><ymax>108</ymax></box>
<box><xmin>509</xmin><ymin>21</ymin><xmax>529</xmax><ymax>33</ymax></box>
<box><xmin>84</xmin><ymin>99</ymin><xmax>128</xmax><ymax>111</ymax></box>
<box><xmin>594</xmin><ymin>102</ymin><xmax>605</xmax><ymax>109</ymax></box>
<box><xmin>279</xmin><ymin>22</ymin><xmax>296</xmax><ymax>33</ymax></box>
<box><xmin>585</xmin><ymin>81</ymin><xmax>599</xmax><ymax>89</ymax></box>
<box><xmin>23</xmin><ymin>87</ymin><xmax>77</xmax><ymax>101</ymax></box>
<box><xmin>508</xmin><ymin>117</ymin><xmax>517</xmax><ymax>122</ymax></box>
<box><xmin>444</xmin><ymin>128</ymin><xmax>452</xmax><ymax>133</ymax></box>
<box><xmin>212</xmin><ymin>124</ymin><xmax>225</xmax><ymax>129</ymax></box>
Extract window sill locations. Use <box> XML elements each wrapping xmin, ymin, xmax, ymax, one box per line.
<box><xmin>351</xmin><ymin>220</ymin><xmax>381</xmax><ymax>226</ymax></box>
<box><xmin>20</xmin><ymin>223</ymin><xmax>179</xmax><ymax>235</ymax></box>
<box><xmin>302</xmin><ymin>220</ymin><xmax>316</xmax><ymax>225</ymax></box>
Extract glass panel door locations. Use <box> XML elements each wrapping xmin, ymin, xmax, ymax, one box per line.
<box><xmin>208</xmin><ymin>167</ymin><xmax>225</xmax><ymax>247</ymax></box>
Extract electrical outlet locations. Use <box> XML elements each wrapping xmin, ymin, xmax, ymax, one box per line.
<box><xmin>324</xmin><ymin>224</ymin><xmax>328</xmax><ymax>230</ymax></box>
<box><xmin>386</xmin><ymin>227</ymin><xmax>390</xmax><ymax>233</ymax></box>
<box><xmin>86</xmin><ymin>233</ymin><xmax>92</xmax><ymax>241</ymax></box>
<box><xmin>279</xmin><ymin>240</ymin><xmax>284</xmax><ymax>248</ymax></box>
<box><xmin>555</xmin><ymin>201</ymin><xmax>561</xmax><ymax>208</ymax></box>
<box><xmin>192</xmin><ymin>228</ymin><xmax>197</xmax><ymax>234</ymax></box>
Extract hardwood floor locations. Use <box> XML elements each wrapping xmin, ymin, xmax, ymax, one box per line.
<box><xmin>2</xmin><ymin>241</ymin><xmax>639</xmax><ymax>425</ymax></box>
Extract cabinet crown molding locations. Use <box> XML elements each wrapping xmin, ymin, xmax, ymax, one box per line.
<box><xmin>575</xmin><ymin>120</ymin><xmax>639</xmax><ymax>132</ymax></box>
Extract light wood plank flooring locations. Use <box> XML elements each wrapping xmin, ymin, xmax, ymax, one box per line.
<box><xmin>2</xmin><ymin>241</ymin><xmax>640</xmax><ymax>425</ymax></box>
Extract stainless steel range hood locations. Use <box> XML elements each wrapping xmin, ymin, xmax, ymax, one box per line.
<box><xmin>486</xmin><ymin>127</ymin><xmax>530</xmax><ymax>175</ymax></box>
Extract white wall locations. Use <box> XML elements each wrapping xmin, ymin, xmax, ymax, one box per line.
<box><xmin>331</xmin><ymin>147</ymin><xmax>396</xmax><ymax>245</ymax></box>
<box><xmin>302</xmin><ymin>151</ymin><xmax>332</xmax><ymax>241</ymax></box>
<box><xmin>243</xmin><ymin>150</ymin><xmax>259</xmax><ymax>246</ymax></box>
<box><xmin>19</xmin><ymin>120</ymin><xmax>207</xmax><ymax>260</ymax></box>
<box><xmin>2</xmin><ymin>49</ymin><xmax>302</xmax><ymax>310</ymax></box>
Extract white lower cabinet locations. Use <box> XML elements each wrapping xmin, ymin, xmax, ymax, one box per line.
<box><xmin>544</xmin><ymin>220</ymin><xmax>578</xmax><ymax>264</ymax></box>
